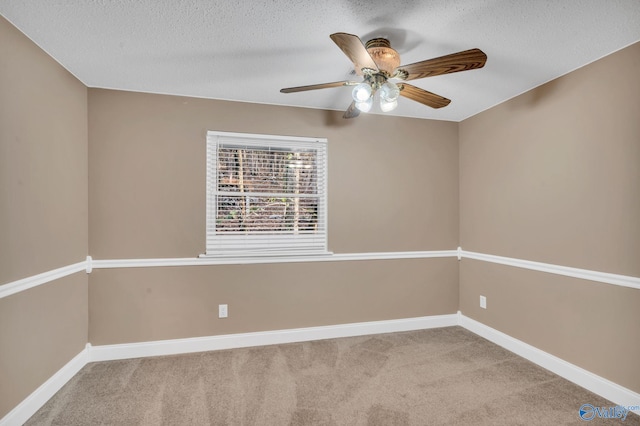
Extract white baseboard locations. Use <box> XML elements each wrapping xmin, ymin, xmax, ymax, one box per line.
<box><xmin>4</xmin><ymin>314</ymin><xmax>639</xmax><ymax>425</ymax></box>
<box><xmin>88</xmin><ymin>314</ymin><xmax>458</xmax><ymax>362</ymax></box>
<box><xmin>458</xmin><ymin>313</ymin><xmax>640</xmax><ymax>413</ymax></box>
<box><xmin>0</xmin><ymin>346</ymin><xmax>89</xmax><ymax>426</ymax></box>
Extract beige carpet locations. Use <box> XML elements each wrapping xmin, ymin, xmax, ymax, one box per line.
<box><xmin>26</xmin><ymin>327</ymin><xmax>638</xmax><ymax>425</ymax></box>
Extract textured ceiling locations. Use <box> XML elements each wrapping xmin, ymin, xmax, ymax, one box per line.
<box><xmin>1</xmin><ymin>0</ymin><xmax>639</xmax><ymax>121</ymax></box>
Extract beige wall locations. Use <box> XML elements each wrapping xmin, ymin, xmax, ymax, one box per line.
<box><xmin>459</xmin><ymin>42</ymin><xmax>640</xmax><ymax>392</ymax></box>
<box><xmin>0</xmin><ymin>274</ymin><xmax>88</xmax><ymax>417</ymax></box>
<box><xmin>88</xmin><ymin>89</ymin><xmax>459</xmax><ymax>257</ymax></box>
<box><xmin>0</xmin><ymin>16</ymin><xmax>88</xmax><ymax>283</ymax></box>
<box><xmin>90</xmin><ymin>259</ymin><xmax>458</xmax><ymax>345</ymax></box>
<box><xmin>460</xmin><ymin>260</ymin><xmax>640</xmax><ymax>392</ymax></box>
<box><xmin>0</xmin><ymin>16</ymin><xmax>88</xmax><ymax>418</ymax></box>
<box><xmin>87</xmin><ymin>89</ymin><xmax>460</xmax><ymax>344</ymax></box>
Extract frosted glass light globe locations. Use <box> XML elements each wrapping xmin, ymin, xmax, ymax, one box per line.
<box><xmin>380</xmin><ymin>81</ymin><xmax>400</xmax><ymax>102</ymax></box>
<box><xmin>352</xmin><ymin>83</ymin><xmax>372</xmax><ymax>102</ymax></box>
<box><xmin>380</xmin><ymin>98</ymin><xmax>398</xmax><ymax>112</ymax></box>
<box><xmin>355</xmin><ymin>97</ymin><xmax>373</xmax><ymax>112</ymax></box>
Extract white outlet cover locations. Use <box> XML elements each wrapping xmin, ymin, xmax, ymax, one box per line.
<box><xmin>480</xmin><ymin>296</ymin><xmax>487</xmax><ymax>309</ymax></box>
<box><xmin>218</xmin><ymin>304</ymin><xmax>228</xmax><ymax>318</ymax></box>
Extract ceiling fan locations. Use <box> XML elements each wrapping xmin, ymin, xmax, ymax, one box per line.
<box><xmin>280</xmin><ymin>32</ymin><xmax>487</xmax><ymax>118</ymax></box>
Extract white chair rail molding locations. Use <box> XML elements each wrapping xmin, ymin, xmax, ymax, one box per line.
<box><xmin>1</xmin><ymin>248</ymin><xmax>638</xmax><ymax>425</ymax></box>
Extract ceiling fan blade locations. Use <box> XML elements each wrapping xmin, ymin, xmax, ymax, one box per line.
<box><xmin>399</xmin><ymin>84</ymin><xmax>451</xmax><ymax>109</ymax></box>
<box><xmin>397</xmin><ymin>48</ymin><xmax>487</xmax><ymax>81</ymax></box>
<box><xmin>330</xmin><ymin>32</ymin><xmax>379</xmax><ymax>74</ymax></box>
<box><xmin>280</xmin><ymin>81</ymin><xmax>356</xmax><ymax>93</ymax></box>
<box><xmin>343</xmin><ymin>101</ymin><xmax>361</xmax><ymax>119</ymax></box>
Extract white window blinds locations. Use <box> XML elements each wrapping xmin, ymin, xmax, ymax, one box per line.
<box><xmin>205</xmin><ymin>131</ymin><xmax>328</xmax><ymax>256</ymax></box>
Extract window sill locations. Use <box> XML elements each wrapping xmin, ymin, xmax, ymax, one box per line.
<box><xmin>198</xmin><ymin>251</ymin><xmax>333</xmax><ymax>260</ymax></box>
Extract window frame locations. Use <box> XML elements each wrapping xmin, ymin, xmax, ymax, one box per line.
<box><xmin>203</xmin><ymin>130</ymin><xmax>329</xmax><ymax>258</ymax></box>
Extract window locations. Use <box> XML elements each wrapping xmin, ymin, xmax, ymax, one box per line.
<box><xmin>204</xmin><ymin>131</ymin><xmax>328</xmax><ymax>256</ymax></box>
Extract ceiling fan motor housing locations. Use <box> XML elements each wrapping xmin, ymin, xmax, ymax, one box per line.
<box><xmin>365</xmin><ymin>38</ymin><xmax>401</xmax><ymax>75</ymax></box>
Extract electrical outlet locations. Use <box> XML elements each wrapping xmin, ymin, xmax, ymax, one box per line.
<box><xmin>218</xmin><ymin>304</ymin><xmax>228</xmax><ymax>318</ymax></box>
<box><xmin>480</xmin><ymin>296</ymin><xmax>487</xmax><ymax>309</ymax></box>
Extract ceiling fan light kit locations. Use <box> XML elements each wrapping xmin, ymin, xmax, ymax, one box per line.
<box><xmin>280</xmin><ymin>32</ymin><xmax>487</xmax><ymax>119</ymax></box>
